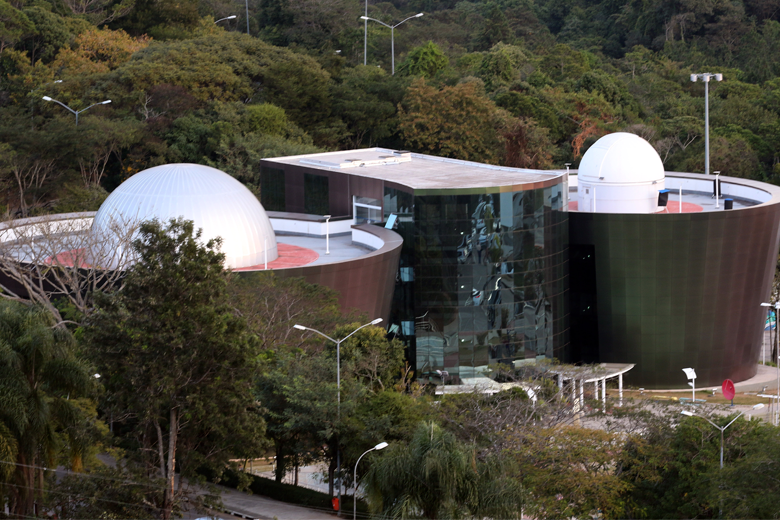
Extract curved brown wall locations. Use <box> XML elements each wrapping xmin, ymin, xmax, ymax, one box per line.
<box><xmin>243</xmin><ymin>225</ymin><xmax>402</xmax><ymax>323</ymax></box>
<box><xmin>570</xmin><ymin>175</ymin><xmax>780</xmax><ymax>388</ymax></box>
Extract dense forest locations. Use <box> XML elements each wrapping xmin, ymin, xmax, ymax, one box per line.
<box><xmin>2</xmin><ymin>0</ymin><xmax>780</xmax><ymax>215</ymax></box>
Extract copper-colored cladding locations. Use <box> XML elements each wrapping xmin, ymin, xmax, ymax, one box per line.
<box><xmin>570</xmin><ymin>174</ymin><xmax>780</xmax><ymax>388</ymax></box>
<box><xmin>255</xmin><ymin>224</ymin><xmax>402</xmax><ymax>324</ymax></box>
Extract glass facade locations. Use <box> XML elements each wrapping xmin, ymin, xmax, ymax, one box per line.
<box><xmin>260</xmin><ymin>167</ymin><xmax>286</xmax><ymax>211</ymax></box>
<box><xmin>304</xmin><ymin>173</ymin><xmax>329</xmax><ymax>215</ymax></box>
<box><xmin>386</xmin><ymin>183</ymin><xmax>570</xmax><ymax>383</ymax></box>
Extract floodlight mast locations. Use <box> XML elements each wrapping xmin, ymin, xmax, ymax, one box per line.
<box><xmin>690</xmin><ymin>72</ymin><xmax>723</xmax><ymax>177</ymax></box>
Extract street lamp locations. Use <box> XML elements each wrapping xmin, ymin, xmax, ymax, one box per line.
<box><xmin>360</xmin><ymin>13</ymin><xmax>423</xmax><ymax>74</ymax></box>
<box><xmin>682</xmin><ymin>367</ymin><xmax>697</xmax><ymax>402</ymax></box>
<box><xmin>761</xmin><ymin>301</ymin><xmax>780</xmax><ymax>424</ymax></box>
<box><xmin>690</xmin><ymin>72</ymin><xmax>723</xmax><ymax>177</ymax></box>
<box><xmin>681</xmin><ymin>404</ymin><xmax>764</xmax><ymax>469</ymax></box>
<box><xmin>215</xmin><ymin>15</ymin><xmax>236</xmax><ymax>24</ymax></box>
<box><xmin>293</xmin><ymin>318</ymin><xmax>383</xmax><ymax>516</ymax></box>
<box><xmin>42</xmin><ymin>96</ymin><xmax>111</xmax><ymax>126</ymax></box>
<box><xmin>353</xmin><ymin>441</ymin><xmax>388</xmax><ymax>520</ymax></box>
<box><xmin>324</xmin><ymin>215</ymin><xmax>331</xmax><ymax>255</ymax></box>
<box><xmin>363</xmin><ymin>0</ymin><xmax>368</xmax><ymax>66</ymax></box>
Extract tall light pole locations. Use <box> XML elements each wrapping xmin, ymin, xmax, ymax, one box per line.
<box><xmin>690</xmin><ymin>72</ymin><xmax>723</xmax><ymax>177</ymax></box>
<box><xmin>761</xmin><ymin>301</ymin><xmax>780</xmax><ymax>424</ymax></box>
<box><xmin>245</xmin><ymin>0</ymin><xmax>250</xmax><ymax>34</ymax></box>
<box><xmin>215</xmin><ymin>15</ymin><xmax>236</xmax><ymax>24</ymax></box>
<box><xmin>42</xmin><ymin>96</ymin><xmax>111</xmax><ymax>126</ymax></box>
<box><xmin>324</xmin><ymin>215</ymin><xmax>331</xmax><ymax>255</ymax></box>
<box><xmin>681</xmin><ymin>404</ymin><xmax>764</xmax><ymax>469</ymax></box>
<box><xmin>363</xmin><ymin>0</ymin><xmax>368</xmax><ymax>65</ymax></box>
<box><xmin>353</xmin><ymin>441</ymin><xmax>388</xmax><ymax>520</ymax></box>
<box><xmin>293</xmin><ymin>318</ymin><xmax>383</xmax><ymax>516</ymax></box>
<box><xmin>360</xmin><ymin>13</ymin><xmax>423</xmax><ymax>75</ymax></box>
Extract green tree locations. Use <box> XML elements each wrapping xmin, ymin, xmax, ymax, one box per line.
<box><xmin>398</xmin><ymin>78</ymin><xmax>501</xmax><ymax>163</ymax></box>
<box><xmin>716</xmin><ymin>421</ymin><xmax>780</xmax><ymax>518</ymax></box>
<box><xmin>397</xmin><ymin>41</ymin><xmax>449</xmax><ymax>79</ymax></box>
<box><xmin>0</xmin><ymin>301</ymin><xmax>93</xmax><ymax>517</ymax></box>
<box><xmin>85</xmin><ymin>218</ymin><xmax>264</xmax><ymax>520</ymax></box>
<box><xmin>513</xmin><ymin>426</ymin><xmax>632</xmax><ymax>520</ymax></box>
<box><xmin>330</xmin><ymin>66</ymin><xmax>400</xmax><ymax>148</ymax></box>
<box><xmin>0</xmin><ymin>0</ymin><xmax>33</xmax><ymax>54</ymax></box>
<box><xmin>364</xmin><ymin>421</ymin><xmax>525</xmax><ymax>519</ymax></box>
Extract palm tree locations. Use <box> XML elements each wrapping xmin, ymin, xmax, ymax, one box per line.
<box><xmin>363</xmin><ymin>421</ymin><xmax>525</xmax><ymax>519</ymax></box>
<box><xmin>0</xmin><ymin>302</ymin><xmax>91</xmax><ymax>517</ymax></box>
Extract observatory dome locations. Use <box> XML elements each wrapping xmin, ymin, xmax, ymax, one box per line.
<box><xmin>90</xmin><ymin>163</ymin><xmax>278</xmax><ymax>268</ymax></box>
<box><xmin>577</xmin><ymin>133</ymin><xmax>665</xmax><ymax>214</ymax></box>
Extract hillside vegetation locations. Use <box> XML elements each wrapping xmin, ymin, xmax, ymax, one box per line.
<box><xmin>2</xmin><ymin>0</ymin><xmax>780</xmax><ymax>214</ymax></box>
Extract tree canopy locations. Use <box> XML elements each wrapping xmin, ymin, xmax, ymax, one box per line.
<box><xmin>84</xmin><ymin>218</ymin><xmax>264</xmax><ymax>519</ymax></box>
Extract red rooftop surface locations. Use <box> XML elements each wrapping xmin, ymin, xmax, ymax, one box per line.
<box><xmin>233</xmin><ymin>243</ymin><xmax>319</xmax><ymax>271</ymax></box>
<box><xmin>568</xmin><ymin>201</ymin><xmax>703</xmax><ymax>213</ymax></box>
<box><xmin>47</xmin><ymin>243</ymin><xmax>320</xmax><ymax>270</ymax></box>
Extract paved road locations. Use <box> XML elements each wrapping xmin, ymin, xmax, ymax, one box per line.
<box><xmin>189</xmin><ymin>481</ymin><xmax>337</xmax><ymax>520</ymax></box>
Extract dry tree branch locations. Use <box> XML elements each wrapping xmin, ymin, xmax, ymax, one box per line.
<box><xmin>0</xmin><ymin>212</ymin><xmax>140</xmax><ymax>324</ymax></box>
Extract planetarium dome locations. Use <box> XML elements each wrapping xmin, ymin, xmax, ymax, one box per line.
<box><xmin>577</xmin><ymin>132</ymin><xmax>665</xmax><ymax>214</ymax></box>
<box><xmin>90</xmin><ymin>163</ymin><xmax>278</xmax><ymax>269</ymax></box>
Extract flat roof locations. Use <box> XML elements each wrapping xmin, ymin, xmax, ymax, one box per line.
<box><xmin>263</xmin><ymin>148</ymin><xmax>566</xmax><ymax>192</ymax></box>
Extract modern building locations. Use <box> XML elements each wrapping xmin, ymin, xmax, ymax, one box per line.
<box><xmin>3</xmin><ymin>135</ymin><xmax>779</xmax><ymax>389</ymax></box>
<box><xmin>262</xmin><ymin>137</ymin><xmax>780</xmax><ymax>388</ymax></box>
<box><xmin>569</xmin><ymin>135</ymin><xmax>780</xmax><ymax>387</ymax></box>
<box><xmin>260</xmin><ymin>150</ymin><xmax>571</xmax><ymax>384</ymax></box>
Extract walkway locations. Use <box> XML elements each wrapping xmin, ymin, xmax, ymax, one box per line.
<box><xmin>189</xmin><ymin>481</ymin><xmax>336</xmax><ymax>520</ymax></box>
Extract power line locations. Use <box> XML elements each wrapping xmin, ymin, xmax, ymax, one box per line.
<box><xmin>0</xmin><ymin>459</ymin><xmax>167</xmax><ymax>489</ymax></box>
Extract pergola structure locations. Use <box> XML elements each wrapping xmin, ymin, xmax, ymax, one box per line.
<box><xmin>551</xmin><ymin>363</ymin><xmax>635</xmax><ymax>412</ymax></box>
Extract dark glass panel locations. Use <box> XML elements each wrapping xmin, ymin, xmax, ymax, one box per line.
<box><xmin>260</xmin><ymin>167</ymin><xmax>286</xmax><ymax>211</ymax></box>
<box><xmin>304</xmin><ymin>173</ymin><xmax>329</xmax><ymax>215</ymax></box>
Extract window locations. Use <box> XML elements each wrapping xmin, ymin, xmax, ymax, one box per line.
<box><xmin>260</xmin><ymin>167</ymin><xmax>286</xmax><ymax>211</ymax></box>
<box><xmin>304</xmin><ymin>174</ymin><xmax>329</xmax><ymax>215</ymax></box>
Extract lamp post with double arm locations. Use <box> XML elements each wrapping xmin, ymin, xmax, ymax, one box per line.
<box><xmin>293</xmin><ymin>317</ymin><xmax>383</xmax><ymax>516</ymax></box>
<box><xmin>360</xmin><ymin>13</ymin><xmax>423</xmax><ymax>74</ymax></box>
<box><xmin>42</xmin><ymin>96</ymin><xmax>111</xmax><ymax>126</ymax></box>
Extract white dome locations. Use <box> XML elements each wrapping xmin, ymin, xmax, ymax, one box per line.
<box><xmin>90</xmin><ymin>163</ymin><xmax>278</xmax><ymax>269</ymax></box>
<box><xmin>579</xmin><ymin>132</ymin><xmax>664</xmax><ymax>184</ymax></box>
<box><xmin>577</xmin><ymin>133</ymin><xmax>665</xmax><ymax>214</ymax></box>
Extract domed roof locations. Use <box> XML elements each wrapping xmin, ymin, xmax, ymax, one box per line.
<box><xmin>579</xmin><ymin>133</ymin><xmax>664</xmax><ymax>185</ymax></box>
<box><xmin>91</xmin><ymin>163</ymin><xmax>277</xmax><ymax>269</ymax></box>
